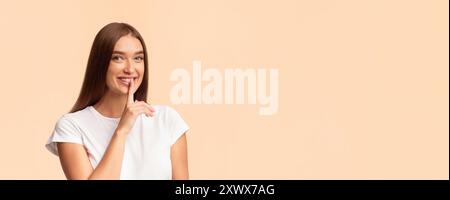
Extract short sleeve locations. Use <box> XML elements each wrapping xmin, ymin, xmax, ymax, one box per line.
<box><xmin>45</xmin><ymin>115</ymin><xmax>83</xmax><ymax>156</ymax></box>
<box><xmin>166</xmin><ymin>106</ymin><xmax>190</xmax><ymax>146</ymax></box>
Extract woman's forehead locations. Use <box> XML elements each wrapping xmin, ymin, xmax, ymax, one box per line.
<box><xmin>113</xmin><ymin>35</ymin><xmax>143</xmax><ymax>54</ymax></box>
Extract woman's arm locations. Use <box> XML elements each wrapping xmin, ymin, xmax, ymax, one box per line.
<box><xmin>171</xmin><ymin>132</ymin><xmax>189</xmax><ymax>180</ymax></box>
<box><xmin>57</xmin><ymin>142</ymin><xmax>94</xmax><ymax>179</ymax></box>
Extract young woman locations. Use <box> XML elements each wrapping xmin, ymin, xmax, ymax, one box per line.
<box><xmin>46</xmin><ymin>22</ymin><xmax>189</xmax><ymax>180</ymax></box>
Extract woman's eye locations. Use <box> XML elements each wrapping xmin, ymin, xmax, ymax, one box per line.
<box><xmin>112</xmin><ymin>55</ymin><xmax>124</xmax><ymax>62</ymax></box>
<box><xmin>134</xmin><ymin>56</ymin><xmax>144</xmax><ymax>62</ymax></box>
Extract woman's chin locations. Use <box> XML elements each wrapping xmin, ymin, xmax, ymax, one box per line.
<box><xmin>112</xmin><ymin>86</ymin><xmax>129</xmax><ymax>95</ymax></box>
<box><xmin>120</xmin><ymin>88</ymin><xmax>129</xmax><ymax>94</ymax></box>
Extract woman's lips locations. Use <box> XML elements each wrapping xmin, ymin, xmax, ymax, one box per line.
<box><xmin>117</xmin><ymin>77</ymin><xmax>136</xmax><ymax>86</ymax></box>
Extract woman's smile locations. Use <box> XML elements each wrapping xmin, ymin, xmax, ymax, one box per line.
<box><xmin>117</xmin><ymin>76</ymin><xmax>138</xmax><ymax>86</ymax></box>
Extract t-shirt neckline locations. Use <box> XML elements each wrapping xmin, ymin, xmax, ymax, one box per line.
<box><xmin>88</xmin><ymin>106</ymin><xmax>121</xmax><ymax>122</ymax></box>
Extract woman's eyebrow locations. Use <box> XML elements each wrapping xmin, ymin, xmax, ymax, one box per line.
<box><xmin>134</xmin><ymin>50</ymin><xmax>144</xmax><ymax>55</ymax></box>
<box><xmin>112</xmin><ymin>50</ymin><xmax>144</xmax><ymax>55</ymax></box>
<box><xmin>112</xmin><ymin>51</ymin><xmax>125</xmax><ymax>55</ymax></box>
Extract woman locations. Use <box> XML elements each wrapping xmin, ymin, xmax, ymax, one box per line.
<box><xmin>46</xmin><ymin>22</ymin><xmax>189</xmax><ymax>180</ymax></box>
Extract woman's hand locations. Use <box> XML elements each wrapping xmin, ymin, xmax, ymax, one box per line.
<box><xmin>116</xmin><ymin>79</ymin><xmax>154</xmax><ymax>135</ymax></box>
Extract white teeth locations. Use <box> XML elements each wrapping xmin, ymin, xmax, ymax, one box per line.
<box><xmin>118</xmin><ymin>77</ymin><xmax>134</xmax><ymax>85</ymax></box>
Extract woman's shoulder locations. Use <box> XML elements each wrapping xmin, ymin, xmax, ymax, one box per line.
<box><xmin>56</xmin><ymin>106</ymin><xmax>93</xmax><ymax>126</ymax></box>
<box><xmin>152</xmin><ymin>104</ymin><xmax>182</xmax><ymax>117</ymax></box>
<box><xmin>149</xmin><ymin>105</ymin><xmax>187</xmax><ymax>125</ymax></box>
<box><xmin>149</xmin><ymin>105</ymin><xmax>189</xmax><ymax>144</ymax></box>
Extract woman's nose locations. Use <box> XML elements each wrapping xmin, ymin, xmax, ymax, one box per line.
<box><xmin>123</xmin><ymin>59</ymin><xmax>135</xmax><ymax>72</ymax></box>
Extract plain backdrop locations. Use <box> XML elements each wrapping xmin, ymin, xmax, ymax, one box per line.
<box><xmin>0</xmin><ymin>0</ymin><xmax>448</xmax><ymax>179</ymax></box>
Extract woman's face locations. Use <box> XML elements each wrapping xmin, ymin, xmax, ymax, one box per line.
<box><xmin>105</xmin><ymin>34</ymin><xmax>145</xmax><ymax>95</ymax></box>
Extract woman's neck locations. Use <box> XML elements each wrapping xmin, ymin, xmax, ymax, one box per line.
<box><xmin>93</xmin><ymin>91</ymin><xmax>127</xmax><ymax>118</ymax></box>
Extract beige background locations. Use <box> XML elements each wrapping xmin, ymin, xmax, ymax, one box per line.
<box><xmin>0</xmin><ymin>0</ymin><xmax>448</xmax><ymax>179</ymax></box>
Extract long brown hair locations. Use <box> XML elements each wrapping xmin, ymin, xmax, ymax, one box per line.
<box><xmin>70</xmin><ymin>22</ymin><xmax>149</xmax><ymax>113</ymax></box>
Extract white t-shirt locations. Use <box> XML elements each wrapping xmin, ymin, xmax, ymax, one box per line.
<box><xmin>45</xmin><ymin>105</ymin><xmax>189</xmax><ymax>180</ymax></box>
